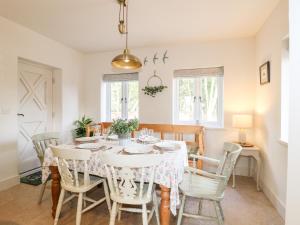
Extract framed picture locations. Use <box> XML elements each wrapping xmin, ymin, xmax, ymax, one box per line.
<box><xmin>260</xmin><ymin>61</ymin><xmax>270</xmax><ymax>85</ymax></box>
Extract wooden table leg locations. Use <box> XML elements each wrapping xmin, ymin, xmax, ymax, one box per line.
<box><xmin>160</xmin><ymin>185</ymin><xmax>171</xmax><ymax>225</ymax></box>
<box><xmin>49</xmin><ymin>166</ymin><xmax>61</xmax><ymax>218</ymax></box>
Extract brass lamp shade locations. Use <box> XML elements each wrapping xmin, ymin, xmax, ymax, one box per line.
<box><xmin>111</xmin><ymin>49</ymin><xmax>142</xmax><ymax>70</ymax></box>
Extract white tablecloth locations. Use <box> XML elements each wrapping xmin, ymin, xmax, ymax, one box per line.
<box><xmin>42</xmin><ymin>140</ymin><xmax>188</xmax><ymax>215</ymax></box>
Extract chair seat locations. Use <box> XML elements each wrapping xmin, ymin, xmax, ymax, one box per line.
<box><xmin>179</xmin><ymin>173</ymin><xmax>223</xmax><ymax>200</ymax></box>
<box><xmin>110</xmin><ymin>183</ymin><xmax>153</xmax><ymax>205</ymax></box>
<box><xmin>62</xmin><ymin>174</ymin><xmax>104</xmax><ymax>193</ymax></box>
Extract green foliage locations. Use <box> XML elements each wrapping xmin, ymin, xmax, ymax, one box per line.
<box><xmin>142</xmin><ymin>85</ymin><xmax>168</xmax><ymax>97</ymax></box>
<box><xmin>109</xmin><ymin>118</ymin><xmax>139</xmax><ymax>136</ymax></box>
<box><xmin>73</xmin><ymin>115</ymin><xmax>93</xmax><ymax>138</ymax></box>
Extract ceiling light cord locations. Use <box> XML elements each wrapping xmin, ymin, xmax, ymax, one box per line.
<box><xmin>125</xmin><ymin>0</ymin><xmax>129</xmax><ymax>50</ymax></box>
<box><xmin>111</xmin><ymin>0</ymin><xmax>142</xmax><ymax>69</ymax></box>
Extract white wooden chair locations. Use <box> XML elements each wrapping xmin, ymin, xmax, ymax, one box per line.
<box><xmin>32</xmin><ymin>132</ymin><xmax>61</xmax><ymax>204</ymax></box>
<box><xmin>51</xmin><ymin>146</ymin><xmax>111</xmax><ymax>225</ymax></box>
<box><xmin>101</xmin><ymin>152</ymin><xmax>162</xmax><ymax>225</ymax></box>
<box><xmin>177</xmin><ymin>142</ymin><xmax>242</xmax><ymax>225</ymax></box>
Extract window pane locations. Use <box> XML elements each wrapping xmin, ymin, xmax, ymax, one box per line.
<box><xmin>200</xmin><ymin>77</ymin><xmax>218</xmax><ymax>122</ymax></box>
<box><xmin>110</xmin><ymin>82</ymin><xmax>122</xmax><ymax>120</ymax></box>
<box><xmin>127</xmin><ymin>81</ymin><xmax>139</xmax><ymax>119</ymax></box>
<box><xmin>178</xmin><ymin>78</ymin><xmax>196</xmax><ymax>121</ymax></box>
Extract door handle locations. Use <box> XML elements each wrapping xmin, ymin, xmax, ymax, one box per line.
<box><xmin>17</xmin><ymin>113</ymin><xmax>24</xmax><ymax>117</ymax></box>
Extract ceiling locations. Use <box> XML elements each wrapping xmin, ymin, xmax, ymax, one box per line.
<box><xmin>0</xmin><ymin>0</ymin><xmax>280</xmax><ymax>53</ymax></box>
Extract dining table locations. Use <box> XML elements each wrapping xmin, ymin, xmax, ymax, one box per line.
<box><xmin>42</xmin><ymin>138</ymin><xmax>188</xmax><ymax>225</ymax></box>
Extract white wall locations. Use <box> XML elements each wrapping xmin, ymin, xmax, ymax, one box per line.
<box><xmin>0</xmin><ymin>16</ymin><xmax>84</xmax><ymax>190</ymax></box>
<box><xmin>285</xmin><ymin>0</ymin><xmax>300</xmax><ymax>224</ymax></box>
<box><xmin>83</xmin><ymin>38</ymin><xmax>256</xmax><ymax>173</ymax></box>
<box><xmin>254</xmin><ymin>0</ymin><xmax>288</xmax><ymax>218</ymax></box>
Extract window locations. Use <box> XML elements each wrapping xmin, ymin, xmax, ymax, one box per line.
<box><xmin>281</xmin><ymin>37</ymin><xmax>289</xmax><ymax>143</ymax></box>
<box><xmin>174</xmin><ymin>67</ymin><xmax>224</xmax><ymax>128</ymax></box>
<box><xmin>104</xmin><ymin>73</ymin><xmax>139</xmax><ymax>121</ymax></box>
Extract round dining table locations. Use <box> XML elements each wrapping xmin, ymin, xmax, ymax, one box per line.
<box><xmin>42</xmin><ymin>139</ymin><xmax>188</xmax><ymax>225</ymax></box>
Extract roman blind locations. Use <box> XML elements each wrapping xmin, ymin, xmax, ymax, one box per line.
<box><xmin>103</xmin><ymin>72</ymin><xmax>138</xmax><ymax>82</ymax></box>
<box><xmin>174</xmin><ymin>66</ymin><xmax>224</xmax><ymax>77</ymax></box>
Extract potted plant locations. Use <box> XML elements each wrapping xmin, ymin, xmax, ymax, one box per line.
<box><xmin>109</xmin><ymin>118</ymin><xmax>139</xmax><ymax>146</ymax></box>
<box><xmin>73</xmin><ymin>115</ymin><xmax>93</xmax><ymax>138</ymax></box>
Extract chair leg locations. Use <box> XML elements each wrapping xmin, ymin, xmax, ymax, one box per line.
<box><xmin>153</xmin><ymin>193</ymin><xmax>160</xmax><ymax>225</ymax></box>
<box><xmin>38</xmin><ymin>180</ymin><xmax>48</xmax><ymax>204</ymax></box>
<box><xmin>232</xmin><ymin>169</ymin><xmax>236</xmax><ymax>188</ymax></box>
<box><xmin>117</xmin><ymin>204</ymin><xmax>122</xmax><ymax>221</ymax></box>
<box><xmin>76</xmin><ymin>193</ymin><xmax>83</xmax><ymax>225</ymax></box>
<box><xmin>54</xmin><ymin>189</ymin><xmax>65</xmax><ymax>225</ymax></box>
<box><xmin>177</xmin><ymin>195</ymin><xmax>186</xmax><ymax>225</ymax></box>
<box><xmin>109</xmin><ymin>201</ymin><xmax>117</xmax><ymax>225</ymax></box>
<box><xmin>198</xmin><ymin>199</ymin><xmax>203</xmax><ymax>215</ymax></box>
<box><xmin>217</xmin><ymin>201</ymin><xmax>225</xmax><ymax>221</ymax></box>
<box><xmin>142</xmin><ymin>204</ymin><xmax>148</xmax><ymax>225</ymax></box>
<box><xmin>83</xmin><ymin>193</ymin><xmax>87</xmax><ymax>208</ymax></box>
<box><xmin>213</xmin><ymin>201</ymin><xmax>224</xmax><ymax>225</ymax></box>
<box><xmin>103</xmin><ymin>180</ymin><xmax>112</xmax><ymax>215</ymax></box>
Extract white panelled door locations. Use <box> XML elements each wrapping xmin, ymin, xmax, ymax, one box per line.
<box><xmin>17</xmin><ymin>61</ymin><xmax>53</xmax><ymax>174</ymax></box>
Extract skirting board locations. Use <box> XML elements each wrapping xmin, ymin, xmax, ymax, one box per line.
<box><xmin>261</xmin><ymin>181</ymin><xmax>286</xmax><ymax>219</ymax></box>
<box><xmin>0</xmin><ymin>175</ymin><xmax>20</xmax><ymax>192</ymax></box>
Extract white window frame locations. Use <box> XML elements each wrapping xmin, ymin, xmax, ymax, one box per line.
<box><xmin>173</xmin><ymin>76</ymin><xmax>224</xmax><ymax>128</ymax></box>
<box><xmin>105</xmin><ymin>80</ymin><xmax>139</xmax><ymax>121</ymax></box>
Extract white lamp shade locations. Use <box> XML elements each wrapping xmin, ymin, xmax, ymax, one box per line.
<box><xmin>232</xmin><ymin>114</ymin><xmax>253</xmax><ymax>129</ymax></box>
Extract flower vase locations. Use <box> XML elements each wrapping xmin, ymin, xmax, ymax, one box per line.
<box><xmin>118</xmin><ymin>134</ymin><xmax>131</xmax><ymax>146</ymax></box>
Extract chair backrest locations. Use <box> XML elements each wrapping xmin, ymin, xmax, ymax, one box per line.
<box><xmin>51</xmin><ymin>146</ymin><xmax>92</xmax><ymax>188</ymax></box>
<box><xmin>137</xmin><ymin>124</ymin><xmax>205</xmax><ymax>154</ymax></box>
<box><xmin>216</xmin><ymin>143</ymin><xmax>242</xmax><ymax>195</ymax></box>
<box><xmin>85</xmin><ymin>123</ymin><xmax>101</xmax><ymax>137</ymax></box>
<box><xmin>101</xmin><ymin>152</ymin><xmax>162</xmax><ymax>201</ymax></box>
<box><xmin>32</xmin><ymin>132</ymin><xmax>60</xmax><ymax>163</ymax></box>
<box><xmin>215</xmin><ymin>142</ymin><xmax>240</xmax><ymax>175</ymax></box>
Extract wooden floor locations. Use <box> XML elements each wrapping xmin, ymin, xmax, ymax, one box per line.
<box><xmin>0</xmin><ymin>176</ymin><xmax>283</xmax><ymax>225</ymax></box>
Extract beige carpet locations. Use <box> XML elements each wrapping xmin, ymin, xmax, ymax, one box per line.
<box><xmin>0</xmin><ymin>176</ymin><xmax>284</xmax><ymax>225</ymax></box>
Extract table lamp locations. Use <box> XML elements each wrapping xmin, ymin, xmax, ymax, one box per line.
<box><xmin>232</xmin><ymin>114</ymin><xmax>253</xmax><ymax>147</ymax></box>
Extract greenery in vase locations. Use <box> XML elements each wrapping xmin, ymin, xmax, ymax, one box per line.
<box><xmin>142</xmin><ymin>85</ymin><xmax>168</xmax><ymax>97</ymax></box>
<box><xmin>73</xmin><ymin>115</ymin><xmax>93</xmax><ymax>138</ymax></box>
<box><xmin>109</xmin><ymin>118</ymin><xmax>139</xmax><ymax>137</ymax></box>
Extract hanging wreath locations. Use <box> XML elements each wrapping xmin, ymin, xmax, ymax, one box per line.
<box><xmin>142</xmin><ymin>71</ymin><xmax>167</xmax><ymax>97</ymax></box>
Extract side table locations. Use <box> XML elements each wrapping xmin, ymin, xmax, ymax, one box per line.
<box><xmin>232</xmin><ymin>145</ymin><xmax>262</xmax><ymax>191</ymax></box>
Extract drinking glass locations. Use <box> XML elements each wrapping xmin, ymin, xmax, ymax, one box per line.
<box><xmin>148</xmin><ymin>129</ymin><xmax>154</xmax><ymax>137</ymax></box>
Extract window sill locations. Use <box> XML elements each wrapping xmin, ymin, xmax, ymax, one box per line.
<box><xmin>278</xmin><ymin>139</ymin><xmax>288</xmax><ymax>147</ymax></box>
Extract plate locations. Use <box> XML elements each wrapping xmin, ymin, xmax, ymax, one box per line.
<box><xmin>137</xmin><ymin>136</ymin><xmax>160</xmax><ymax>144</ymax></box>
<box><xmin>154</xmin><ymin>142</ymin><xmax>180</xmax><ymax>151</ymax></box>
<box><xmin>75</xmin><ymin>136</ymin><xmax>101</xmax><ymax>142</ymax></box>
<box><xmin>123</xmin><ymin>145</ymin><xmax>153</xmax><ymax>154</ymax></box>
<box><xmin>77</xmin><ymin>143</ymin><xmax>105</xmax><ymax>150</ymax></box>
<box><xmin>106</xmin><ymin>135</ymin><xmax>118</xmax><ymax>140</ymax></box>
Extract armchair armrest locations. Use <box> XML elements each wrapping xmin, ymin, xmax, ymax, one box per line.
<box><xmin>185</xmin><ymin>166</ymin><xmax>226</xmax><ymax>180</ymax></box>
<box><xmin>190</xmin><ymin>154</ymin><xmax>220</xmax><ymax>165</ymax></box>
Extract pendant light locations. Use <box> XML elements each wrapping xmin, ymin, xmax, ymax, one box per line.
<box><xmin>111</xmin><ymin>0</ymin><xmax>142</xmax><ymax>70</ymax></box>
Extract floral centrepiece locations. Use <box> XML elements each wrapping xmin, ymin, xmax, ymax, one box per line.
<box><xmin>109</xmin><ymin>118</ymin><xmax>139</xmax><ymax>137</ymax></box>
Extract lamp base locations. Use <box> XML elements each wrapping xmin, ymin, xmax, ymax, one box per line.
<box><xmin>234</xmin><ymin>142</ymin><xmax>254</xmax><ymax>147</ymax></box>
